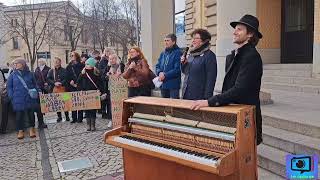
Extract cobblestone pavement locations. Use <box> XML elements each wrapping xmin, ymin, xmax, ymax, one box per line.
<box><xmin>0</xmin><ymin>113</ymin><xmax>124</xmax><ymax>180</ymax></box>
<box><xmin>0</xmin><ymin>113</ymin><xmax>283</xmax><ymax>180</ymax></box>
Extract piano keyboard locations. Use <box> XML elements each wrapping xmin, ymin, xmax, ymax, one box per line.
<box><xmin>113</xmin><ymin>135</ymin><xmax>219</xmax><ymax>167</ymax></box>
<box><xmin>128</xmin><ymin>118</ymin><xmax>235</xmax><ymax>141</ymax></box>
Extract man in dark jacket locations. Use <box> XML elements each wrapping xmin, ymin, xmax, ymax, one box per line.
<box><xmin>99</xmin><ymin>48</ymin><xmax>115</xmax><ymax>118</ymax></box>
<box><xmin>34</xmin><ymin>58</ymin><xmax>50</xmax><ymax>129</ymax></box>
<box><xmin>190</xmin><ymin>14</ymin><xmax>263</xmax><ymax>145</ymax></box>
<box><xmin>155</xmin><ymin>34</ymin><xmax>182</xmax><ymax>99</ymax></box>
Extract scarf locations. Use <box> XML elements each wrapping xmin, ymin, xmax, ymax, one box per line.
<box><xmin>109</xmin><ymin>64</ymin><xmax>120</xmax><ymax>74</ymax></box>
<box><xmin>189</xmin><ymin>40</ymin><xmax>211</xmax><ymax>57</ymax></box>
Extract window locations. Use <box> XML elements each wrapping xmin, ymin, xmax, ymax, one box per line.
<box><xmin>175</xmin><ymin>11</ymin><xmax>185</xmax><ymax>35</ymax></box>
<box><xmin>81</xmin><ymin>30</ymin><xmax>88</xmax><ymax>44</ymax></box>
<box><xmin>110</xmin><ymin>36</ymin><xmax>115</xmax><ymax>46</ymax></box>
<box><xmin>12</xmin><ymin>37</ymin><xmax>19</xmax><ymax>49</ymax></box>
<box><xmin>65</xmin><ymin>50</ymin><xmax>69</xmax><ymax>64</ymax></box>
<box><xmin>64</xmin><ymin>25</ymin><xmax>73</xmax><ymax>41</ymax></box>
<box><xmin>11</xmin><ymin>19</ymin><xmax>18</xmax><ymax>27</ymax></box>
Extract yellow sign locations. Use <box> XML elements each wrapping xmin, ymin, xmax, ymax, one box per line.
<box><xmin>40</xmin><ymin>90</ymin><xmax>101</xmax><ymax>113</ymax></box>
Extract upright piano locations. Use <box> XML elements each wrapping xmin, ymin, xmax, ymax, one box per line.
<box><xmin>104</xmin><ymin>97</ymin><xmax>257</xmax><ymax>180</ymax></box>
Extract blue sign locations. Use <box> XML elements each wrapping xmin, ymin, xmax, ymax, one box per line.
<box><xmin>286</xmin><ymin>154</ymin><xmax>318</xmax><ymax>179</ymax></box>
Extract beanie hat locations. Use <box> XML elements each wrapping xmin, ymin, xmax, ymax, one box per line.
<box><xmin>85</xmin><ymin>57</ymin><xmax>97</xmax><ymax>67</ymax></box>
<box><xmin>13</xmin><ymin>58</ymin><xmax>27</xmax><ymax>67</ymax></box>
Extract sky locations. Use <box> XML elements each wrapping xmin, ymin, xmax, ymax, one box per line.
<box><xmin>0</xmin><ymin>0</ymin><xmax>81</xmax><ymax>6</ymax></box>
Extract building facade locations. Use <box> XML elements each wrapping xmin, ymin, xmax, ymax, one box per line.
<box><xmin>1</xmin><ymin>1</ymin><xmax>124</xmax><ymax>69</ymax></box>
<box><xmin>141</xmin><ymin>0</ymin><xmax>320</xmax><ymax>88</ymax></box>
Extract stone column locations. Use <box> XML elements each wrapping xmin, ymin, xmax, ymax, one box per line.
<box><xmin>0</xmin><ymin>3</ymin><xmax>7</xmax><ymax>67</ymax></box>
<box><xmin>215</xmin><ymin>0</ymin><xmax>256</xmax><ymax>90</ymax></box>
<box><xmin>313</xmin><ymin>0</ymin><xmax>320</xmax><ymax>77</ymax></box>
<box><xmin>140</xmin><ymin>0</ymin><xmax>174</xmax><ymax>70</ymax></box>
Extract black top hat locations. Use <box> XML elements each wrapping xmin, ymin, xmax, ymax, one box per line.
<box><xmin>230</xmin><ymin>14</ymin><xmax>263</xmax><ymax>39</ymax></box>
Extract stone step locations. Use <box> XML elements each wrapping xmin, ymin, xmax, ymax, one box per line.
<box><xmin>257</xmin><ymin>144</ymin><xmax>287</xmax><ymax>178</ymax></box>
<box><xmin>262</xmin><ymin>114</ymin><xmax>320</xmax><ymax>139</ymax></box>
<box><xmin>262</xmin><ymin>76</ymin><xmax>320</xmax><ymax>86</ymax></box>
<box><xmin>258</xmin><ymin>144</ymin><xmax>320</xmax><ymax>179</ymax></box>
<box><xmin>263</xmin><ymin>69</ymin><xmax>312</xmax><ymax>78</ymax></box>
<box><xmin>258</xmin><ymin>167</ymin><xmax>285</xmax><ymax>180</ymax></box>
<box><xmin>262</xmin><ymin>83</ymin><xmax>320</xmax><ymax>94</ymax></box>
<box><xmin>263</xmin><ymin>64</ymin><xmax>312</xmax><ymax>71</ymax></box>
<box><xmin>262</xmin><ymin>125</ymin><xmax>320</xmax><ymax>155</ymax></box>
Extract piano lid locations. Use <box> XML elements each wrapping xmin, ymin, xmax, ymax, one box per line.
<box><xmin>125</xmin><ymin>96</ymin><xmax>252</xmax><ymax>114</ymax></box>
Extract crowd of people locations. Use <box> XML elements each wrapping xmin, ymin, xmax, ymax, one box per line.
<box><xmin>0</xmin><ymin>14</ymin><xmax>263</xmax><ymax>145</ymax></box>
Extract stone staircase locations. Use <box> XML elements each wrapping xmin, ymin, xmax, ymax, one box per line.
<box><xmin>258</xmin><ymin>64</ymin><xmax>320</xmax><ymax>179</ymax></box>
<box><xmin>262</xmin><ymin>64</ymin><xmax>320</xmax><ymax>94</ymax></box>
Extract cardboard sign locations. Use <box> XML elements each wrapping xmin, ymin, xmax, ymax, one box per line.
<box><xmin>40</xmin><ymin>90</ymin><xmax>101</xmax><ymax>113</ymax></box>
<box><xmin>109</xmin><ymin>76</ymin><xmax>128</xmax><ymax>128</ymax></box>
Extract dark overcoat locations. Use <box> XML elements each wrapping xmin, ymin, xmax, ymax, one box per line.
<box><xmin>208</xmin><ymin>43</ymin><xmax>263</xmax><ymax>145</ymax></box>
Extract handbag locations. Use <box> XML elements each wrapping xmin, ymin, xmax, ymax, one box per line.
<box><xmin>17</xmin><ymin>75</ymin><xmax>39</xmax><ymax>99</ymax></box>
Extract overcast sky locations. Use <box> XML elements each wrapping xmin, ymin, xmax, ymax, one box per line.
<box><xmin>0</xmin><ymin>0</ymin><xmax>81</xmax><ymax>6</ymax></box>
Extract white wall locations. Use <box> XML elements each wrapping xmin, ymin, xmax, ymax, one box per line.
<box><xmin>215</xmin><ymin>0</ymin><xmax>257</xmax><ymax>90</ymax></box>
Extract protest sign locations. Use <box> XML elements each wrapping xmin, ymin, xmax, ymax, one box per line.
<box><xmin>109</xmin><ymin>76</ymin><xmax>128</xmax><ymax>128</ymax></box>
<box><xmin>40</xmin><ymin>90</ymin><xmax>101</xmax><ymax>113</ymax></box>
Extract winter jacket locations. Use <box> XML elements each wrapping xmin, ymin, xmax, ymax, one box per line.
<box><xmin>65</xmin><ymin>62</ymin><xmax>85</xmax><ymax>92</ymax></box>
<box><xmin>47</xmin><ymin>66</ymin><xmax>67</xmax><ymax>91</ymax></box>
<box><xmin>7</xmin><ymin>68</ymin><xmax>39</xmax><ymax>111</ymax></box>
<box><xmin>181</xmin><ymin>42</ymin><xmax>217</xmax><ymax>100</ymax></box>
<box><xmin>155</xmin><ymin>44</ymin><xmax>182</xmax><ymax>90</ymax></box>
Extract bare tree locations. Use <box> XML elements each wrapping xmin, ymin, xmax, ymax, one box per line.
<box><xmin>2</xmin><ymin>0</ymin><xmax>55</xmax><ymax>70</ymax></box>
<box><xmin>48</xmin><ymin>0</ymin><xmax>87</xmax><ymax>51</ymax></box>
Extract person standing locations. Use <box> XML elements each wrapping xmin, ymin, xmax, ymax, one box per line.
<box><xmin>190</xmin><ymin>15</ymin><xmax>264</xmax><ymax>145</ymax></box>
<box><xmin>155</xmin><ymin>34</ymin><xmax>182</xmax><ymax>99</ymax></box>
<box><xmin>103</xmin><ymin>54</ymin><xmax>125</xmax><ymax>119</ymax></box>
<box><xmin>77</xmin><ymin>58</ymin><xmax>102</xmax><ymax>131</ymax></box>
<box><xmin>122</xmin><ymin>47</ymin><xmax>153</xmax><ymax>97</ymax></box>
<box><xmin>7</xmin><ymin>58</ymin><xmax>39</xmax><ymax>139</ymax></box>
<box><xmin>66</xmin><ymin>51</ymin><xmax>84</xmax><ymax>123</ymax></box>
<box><xmin>181</xmin><ymin>28</ymin><xmax>217</xmax><ymax>100</ymax></box>
<box><xmin>99</xmin><ymin>47</ymin><xmax>116</xmax><ymax>119</ymax></box>
<box><xmin>34</xmin><ymin>58</ymin><xmax>50</xmax><ymax>129</ymax></box>
<box><xmin>47</xmin><ymin>57</ymin><xmax>70</xmax><ymax>122</ymax></box>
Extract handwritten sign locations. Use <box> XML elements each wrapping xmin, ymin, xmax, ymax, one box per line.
<box><xmin>40</xmin><ymin>90</ymin><xmax>101</xmax><ymax>113</ymax></box>
<box><xmin>109</xmin><ymin>76</ymin><xmax>128</xmax><ymax>128</ymax></box>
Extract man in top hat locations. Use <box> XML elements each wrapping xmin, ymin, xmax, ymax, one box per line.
<box><xmin>190</xmin><ymin>14</ymin><xmax>263</xmax><ymax>145</ymax></box>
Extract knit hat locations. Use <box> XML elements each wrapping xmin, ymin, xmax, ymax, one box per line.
<box><xmin>13</xmin><ymin>57</ymin><xmax>27</xmax><ymax>67</ymax></box>
<box><xmin>85</xmin><ymin>57</ymin><xmax>96</xmax><ymax>67</ymax></box>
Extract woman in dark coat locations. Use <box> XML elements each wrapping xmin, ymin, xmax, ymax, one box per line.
<box><xmin>122</xmin><ymin>47</ymin><xmax>153</xmax><ymax>97</ymax></box>
<box><xmin>181</xmin><ymin>29</ymin><xmax>217</xmax><ymax>100</ymax></box>
<box><xmin>47</xmin><ymin>57</ymin><xmax>70</xmax><ymax>122</ymax></box>
<box><xmin>7</xmin><ymin>58</ymin><xmax>39</xmax><ymax>139</ymax></box>
<box><xmin>66</xmin><ymin>51</ymin><xmax>85</xmax><ymax>123</ymax></box>
<box><xmin>77</xmin><ymin>58</ymin><xmax>102</xmax><ymax>131</ymax></box>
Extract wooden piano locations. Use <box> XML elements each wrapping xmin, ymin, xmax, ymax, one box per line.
<box><xmin>104</xmin><ymin>97</ymin><xmax>257</xmax><ymax>180</ymax></box>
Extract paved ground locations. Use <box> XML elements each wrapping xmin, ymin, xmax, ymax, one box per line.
<box><xmin>0</xmin><ymin>114</ymin><xmax>123</xmax><ymax>180</ymax></box>
<box><xmin>0</xmin><ymin>113</ymin><xmax>284</xmax><ymax>180</ymax></box>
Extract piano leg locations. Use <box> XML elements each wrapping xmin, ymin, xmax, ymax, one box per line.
<box><xmin>122</xmin><ymin>150</ymin><xmax>238</xmax><ymax>180</ymax></box>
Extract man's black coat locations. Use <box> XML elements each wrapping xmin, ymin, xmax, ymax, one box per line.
<box><xmin>208</xmin><ymin>43</ymin><xmax>263</xmax><ymax>145</ymax></box>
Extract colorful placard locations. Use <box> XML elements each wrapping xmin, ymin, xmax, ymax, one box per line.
<box><xmin>109</xmin><ymin>76</ymin><xmax>128</xmax><ymax>128</ymax></box>
<box><xmin>40</xmin><ymin>90</ymin><xmax>101</xmax><ymax>113</ymax></box>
